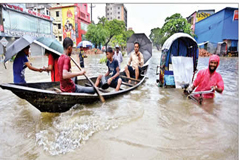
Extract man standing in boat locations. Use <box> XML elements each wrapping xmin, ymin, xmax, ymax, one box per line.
<box><xmin>113</xmin><ymin>45</ymin><xmax>123</xmax><ymax>70</ymax></box>
<box><xmin>58</xmin><ymin>37</ymin><xmax>95</xmax><ymax>93</ymax></box>
<box><xmin>124</xmin><ymin>41</ymin><xmax>144</xmax><ymax>84</ymax></box>
<box><xmin>187</xmin><ymin>55</ymin><xmax>224</xmax><ymax>98</ymax></box>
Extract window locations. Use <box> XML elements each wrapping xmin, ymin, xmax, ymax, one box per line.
<box><xmin>85</xmin><ymin>5</ymin><xmax>86</xmax><ymax>11</ymax></box>
<box><xmin>118</xmin><ymin>17</ymin><xmax>120</xmax><ymax>19</ymax></box>
<box><xmin>59</xmin><ymin>36</ymin><xmax>62</xmax><ymax>41</ymax></box>
<box><xmin>118</xmin><ymin>7</ymin><xmax>120</xmax><ymax>9</ymax></box>
<box><xmin>107</xmin><ymin>13</ymin><xmax>109</xmax><ymax>15</ymax></box>
<box><xmin>58</xmin><ymin>24</ymin><xmax>61</xmax><ymax>29</ymax></box>
<box><xmin>87</xmin><ymin>15</ymin><xmax>89</xmax><ymax>20</ymax></box>
<box><xmin>56</xmin><ymin>11</ymin><xmax>59</xmax><ymax>17</ymax></box>
<box><xmin>118</xmin><ymin>12</ymin><xmax>120</xmax><ymax>14</ymax></box>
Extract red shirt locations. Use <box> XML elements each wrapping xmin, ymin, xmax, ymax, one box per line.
<box><xmin>58</xmin><ymin>54</ymin><xmax>75</xmax><ymax>92</ymax></box>
<box><xmin>48</xmin><ymin>54</ymin><xmax>60</xmax><ymax>82</ymax></box>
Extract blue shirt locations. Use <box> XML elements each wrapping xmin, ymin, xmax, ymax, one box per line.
<box><xmin>106</xmin><ymin>59</ymin><xmax>119</xmax><ymax>79</ymax></box>
<box><xmin>13</xmin><ymin>53</ymin><xmax>28</xmax><ymax>83</ymax></box>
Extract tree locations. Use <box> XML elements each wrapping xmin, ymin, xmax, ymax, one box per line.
<box><xmin>149</xmin><ymin>27</ymin><xmax>163</xmax><ymax>50</ymax></box>
<box><xmin>97</xmin><ymin>16</ymin><xmax>107</xmax><ymax>27</ymax></box>
<box><xmin>104</xmin><ymin>19</ymin><xmax>125</xmax><ymax>48</ymax></box>
<box><xmin>161</xmin><ymin>13</ymin><xmax>193</xmax><ymax>44</ymax></box>
<box><xmin>85</xmin><ymin>23</ymin><xmax>108</xmax><ymax>48</ymax></box>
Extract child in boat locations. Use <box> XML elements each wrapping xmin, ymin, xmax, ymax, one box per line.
<box><xmin>79</xmin><ymin>46</ymin><xmax>85</xmax><ymax>68</ymax></box>
<box><xmin>58</xmin><ymin>37</ymin><xmax>95</xmax><ymax>94</ymax></box>
<box><xmin>95</xmin><ymin>47</ymin><xmax>122</xmax><ymax>91</ymax></box>
<box><xmin>42</xmin><ymin>50</ymin><xmax>60</xmax><ymax>82</ymax></box>
<box><xmin>13</xmin><ymin>45</ymin><xmax>43</xmax><ymax>84</ymax></box>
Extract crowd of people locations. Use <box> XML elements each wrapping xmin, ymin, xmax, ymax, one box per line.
<box><xmin>12</xmin><ymin>38</ymin><xmax>145</xmax><ymax>94</ymax></box>
<box><xmin>12</xmin><ymin>37</ymin><xmax>224</xmax><ymax>99</ymax></box>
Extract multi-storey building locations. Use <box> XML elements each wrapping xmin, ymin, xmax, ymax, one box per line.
<box><xmin>0</xmin><ymin>3</ymin><xmax>54</xmax><ymax>56</ymax></box>
<box><xmin>25</xmin><ymin>3</ymin><xmax>51</xmax><ymax>16</ymax></box>
<box><xmin>105</xmin><ymin>3</ymin><xmax>127</xmax><ymax>28</ymax></box>
<box><xmin>50</xmin><ymin>3</ymin><xmax>91</xmax><ymax>47</ymax></box>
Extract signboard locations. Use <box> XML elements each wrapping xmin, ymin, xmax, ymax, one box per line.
<box><xmin>62</xmin><ymin>7</ymin><xmax>76</xmax><ymax>46</ymax></box>
<box><xmin>3</xmin><ymin>4</ymin><xmax>51</xmax><ymax>20</ymax></box>
<box><xmin>196</xmin><ymin>10</ymin><xmax>215</xmax><ymax>22</ymax></box>
<box><xmin>0</xmin><ymin>37</ymin><xmax>8</xmax><ymax>46</ymax></box>
<box><xmin>233</xmin><ymin>10</ymin><xmax>238</xmax><ymax>21</ymax></box>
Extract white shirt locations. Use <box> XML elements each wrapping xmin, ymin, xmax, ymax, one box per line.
<box><xmin>113</xmin><ymin>51</ymin><xmax>123</xmax><ymax>69</ymax></box>
<box><xmin>128</xmin><ymin>51</ymin><xmax>144</xmax><ymax>69</ymax></box>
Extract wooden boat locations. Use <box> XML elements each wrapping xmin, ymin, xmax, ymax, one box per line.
<box><xmin>0</xmin><ymin>65</ymin><xmax>148</xmax><ymax>113</ymax></box>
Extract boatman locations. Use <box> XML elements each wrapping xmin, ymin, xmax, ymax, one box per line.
<box><xmin>58</xmin><ymin>37</ymin><xmax>95</xmax><ymax>94</ymax></box>
<box><xmin>187</xmin><ymin>55</ymin><xmax>224</xmax><ymax>98</ymax></box>
<box><xmin>124</xmin><ymin>41</ymin><xmax>144</xmax><ymax>84</ymax></box>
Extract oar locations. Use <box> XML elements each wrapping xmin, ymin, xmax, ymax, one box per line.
<box><xmin>70</xmin><ymin>57</ymin><xmax>105</xmax><ymax>103</ymax></box>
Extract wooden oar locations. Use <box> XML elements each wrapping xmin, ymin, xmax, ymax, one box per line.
<box><xmin>70</xmin><ymin>57</ymin><xmax>105</xmax><ymax>103</ymax></box>
<box><xmin>120</xmin><ymin>75</ymin><xmax>140</xmax><ymax>82</ymax></box>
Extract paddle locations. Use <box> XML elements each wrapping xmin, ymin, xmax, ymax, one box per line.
<box><xmin>70</xmin><ymin>57</ymin><xmax>105</xmax><ymax>103</ymax></box>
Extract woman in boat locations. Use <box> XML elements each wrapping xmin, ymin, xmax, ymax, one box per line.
<box><xmin>13</xmin><ymin>45</ymin><xmax>43</xmax><ymax>84</ymax></box>
<box><xmin>95</xmin><ymin>47</ymin><xmax>122</xmax><ymax>91</ymax></box>
<box><xmin>42</xmin><ymin>50</ymin><xmax>60</xmax><ymax>82</ymax></box>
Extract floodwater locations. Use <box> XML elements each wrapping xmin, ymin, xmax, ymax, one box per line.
<box><xmin>0</xmin><ymin>50</ymin><xmax>238</xmax><ymax>160</ymax></box>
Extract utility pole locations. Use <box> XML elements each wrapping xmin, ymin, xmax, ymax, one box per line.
<box><xmin>91</xmin><ymin>3</ymin><xmax>92</xmax><ymax>22</ymax></box>
<box><xmin>90</xmin><ymin>3</ymin><xmax>95</xmax><ymax>23</ymax></box>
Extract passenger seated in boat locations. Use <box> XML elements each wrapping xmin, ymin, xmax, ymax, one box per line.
<box><xmin>95</xmin><ymin>47</ymin><xmax>122</xmax><ymax>91</ymax></box>
<box><xmin>58</xmin><ymin>37</ymin><xmax>95</xmax><ymax>94</ymax></box>
<box><xmin>124</xmin><ymin>41</ymin><xmax>144</xmax><ymax>84</ymax></box>
<box><xmin>13</xmin><ymin>45</ymin><xmax>43</xmax><ymax>84</ymax></box>
<box><xmin>42</xmin><ymin>50</ymin><xmax>60</xmax><ymax>82</ymax></box>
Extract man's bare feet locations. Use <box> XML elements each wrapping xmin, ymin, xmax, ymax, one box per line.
<box><xmin>128</xmin><ymin>80</ymin><xmax>131</xmax><ymax>84</ymax></box>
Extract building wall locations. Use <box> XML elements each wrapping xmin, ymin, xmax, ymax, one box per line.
<box><xmin>222</xmin><ymin>8</ymin><xmax>238</xmax><ymax>41</ymax></box>
<box><xmin>50</xmin><ymin>8</ymin><xmax>63</xmax><ymax>42</ymax></box>
<box><xmin>106</xmin><ymin>3</ymin><xmax>127</xmax><ymax>28</ymax></box>
<box><xmin>195</xmin><ymin>9</ymin><xmax>225</xmax><ymax>43</ymax></box>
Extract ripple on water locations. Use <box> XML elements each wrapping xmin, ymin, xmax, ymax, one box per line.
<box><xmin>35</xmin><ymin>100</ymin><xmax>144</xmax><ymax>155</ymax></box>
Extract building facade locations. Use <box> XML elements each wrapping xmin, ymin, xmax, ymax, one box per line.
<box><xmin>50</xmin><ymin>3</ymin><xmax>91</xmax><ymax>47</ymax></box>
<box><xmin>25</xmin><ymin>3</ymin><xmax>51</xmax><ymax>16</ymax></box>
<box><xmin>195</xmin><ymin>7</ymin><xmax>238</xmax><ymax>56</ymax></box>
<box><xmin>0</xmin><ymin>3</ymin><xmax>54</xmax><ymax>56</ymax></box>
<box><xmin>105</xmin><ymin>3</ymin><xmax>127</xmax><ymax>28</ymax></box>
<box><xmin>187</xmin><ymin>10</ymin><xmax>215</xmax><ymax>33</ymax></box>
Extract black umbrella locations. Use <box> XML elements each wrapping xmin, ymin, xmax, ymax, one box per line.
<box><xmin>127</xmin><ymin>33</ymin><xmax>152</xmax><ymax>63</ymax></box>
<box><xmin>4</xmin><ymin>35</ymin><xmax>36</xmax><ymax>63</ymax></box>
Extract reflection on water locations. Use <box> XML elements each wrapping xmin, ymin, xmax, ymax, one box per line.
<box><xmin>0</xmin><ymin>50</ymin><xmax>238</xmax><ymax>159</ymax></box>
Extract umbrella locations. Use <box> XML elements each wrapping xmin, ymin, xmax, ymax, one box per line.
<box><xmin>4</xmin><ymin>35</ymin><xmax>36</xmax><ymax>63</ymax></box>
<box><xmin>127</xmin><ymin>33</ymin><xmax>152</xmax><ymax>63</ymax></box>
<box><xmin>33</xmin><ymin>37</ymin><xmax>63</xmax><ymax>56</ymax></box>
<box><xmin>77</xmin><ymin>40</ymin><xmax>93</xmax><ymax>48</ymax></box>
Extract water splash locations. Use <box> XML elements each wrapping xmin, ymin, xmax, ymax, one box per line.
<box><xmin>36</xmin><ymin>101</ymin><xmax>143</xmax><ymax>155</ymax></box>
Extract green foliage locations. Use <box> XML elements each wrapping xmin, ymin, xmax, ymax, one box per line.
<box><xmin>149</xmin><ymin>13</ymin><xmax>194</xmax><ymax>47</ymax></box>
<box><xmin>104</xmin><ymin>19</ymin><xmax>125</xmax><ymax>47</ymax></box>
<box><xmin>86</xmin><ymin>23</ymin><xmax>108</xmax><ymax>48</ymax></box>
<box><xmin>100</xmin><ymin>57</ymin><xmax>107</xmax><ymax>64</ymax></box>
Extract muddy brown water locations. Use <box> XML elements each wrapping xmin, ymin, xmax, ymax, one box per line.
<box><xmin>0</xmin><ymin>50</ymin><xmax>238</xmax><ymax>160</ymax></box>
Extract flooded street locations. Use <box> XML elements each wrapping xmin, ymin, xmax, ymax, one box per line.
<box><xmin>0</xmin><ymin>50</ymin><xmax>238</xmax><ymax>160</ymax></box>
